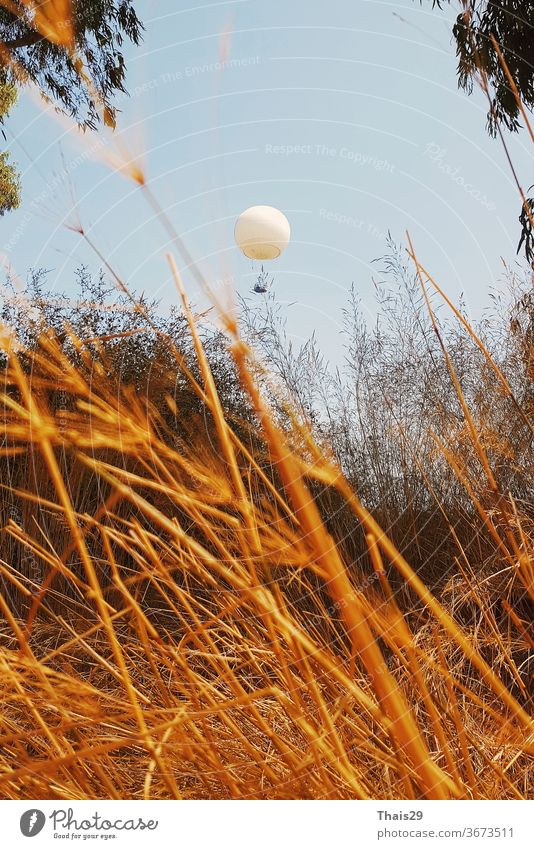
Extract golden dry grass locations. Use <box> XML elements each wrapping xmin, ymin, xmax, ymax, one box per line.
<box><xmin>0</xmin><ymin>257</ymin><xmax>532</xmax><ymax>800</ymax></box>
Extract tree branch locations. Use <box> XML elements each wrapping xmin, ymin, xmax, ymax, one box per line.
<box><xmin>1</xmin><ymin>31</ymin><xmax>42</xmax><ymax>50</ymax></box>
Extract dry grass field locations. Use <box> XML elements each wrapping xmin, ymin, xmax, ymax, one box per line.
<box><xmin>0</xmin><ymin>244</ymin><xmax>532</xmax><ymax>800</ymax></box>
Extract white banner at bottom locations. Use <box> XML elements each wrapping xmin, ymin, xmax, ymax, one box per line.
<box><xmin>1</xmin><ymin>799</ymin><xmax>532</xmax><ymax>849</ymax></box>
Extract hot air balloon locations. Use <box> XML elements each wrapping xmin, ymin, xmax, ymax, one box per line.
<box><xmin>234</xmin><ymin>205</ymin><xmax>290</xmax><ymax>293</ymax></box>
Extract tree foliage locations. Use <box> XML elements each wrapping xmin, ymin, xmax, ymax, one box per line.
<box><xmin>0</xmin><ymin>79</ymin><xmax>19</xmax><ymax>214</ymax></box>
<box><xmin>433</xmin><ymin>1</ymin><xmax>534</xmax><ymax>135</ymax></box>
<box><xmin>0</xmin><ymin>148</ymin><xmax>20</xmax><ymax>212</ymax></box>
<box><xmin>0</xmin><ymin>1</ymin><xmax>143</xmax><ymax>130</ymax></box>
<box><xmin>431</xmin><ymin>2</ymin><xmax>534</xmax><ymax>262</ymax></box>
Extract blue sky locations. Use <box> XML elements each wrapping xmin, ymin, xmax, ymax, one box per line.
<box><xmin>2</xmin><ymin>0</ymin><xmax>534</xmax><ymax>363</ymax></box>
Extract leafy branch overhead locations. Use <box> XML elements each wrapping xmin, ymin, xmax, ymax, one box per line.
<box><xmin>432</xmin><ymin>1</ymin><xmax>534</xmax><ymax>135</ymax></box>
<box><xmin>0</xmin><ymin>1</ymin><xmax>143</xmax><ymax>130</ymax></box>
<box><xmin>431</xmin><ymin>1</ymin><xmax>534</xmax><ymax>264</ymax></box>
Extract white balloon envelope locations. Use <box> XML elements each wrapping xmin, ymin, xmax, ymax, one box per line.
<box><xmin>234</xmin><ymin>205</ymin><xmax>291</xmax><ymax>260</ymax></box>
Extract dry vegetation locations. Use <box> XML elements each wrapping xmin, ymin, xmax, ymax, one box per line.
<box><xmin>0</xmin><ymin>241</ymin><xmax>532</xmax><ymax>800</ymax></box>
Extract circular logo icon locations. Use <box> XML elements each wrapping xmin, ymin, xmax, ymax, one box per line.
<box><xmin>20</xmin><ymin>810</ymin><xmax>46</xmax><ymax>837</ymax></box>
